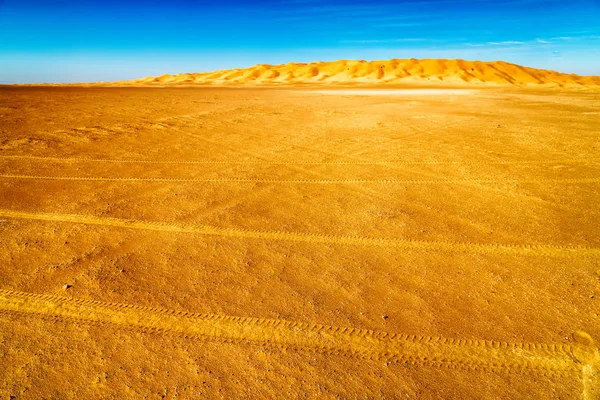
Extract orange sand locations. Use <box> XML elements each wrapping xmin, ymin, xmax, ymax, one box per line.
<box><xmin>114</xmin><ymin>59</ymin><xmax>600</xmax><ymax>88</ymax></box>
<box><xmin>1</xmin><ymin>84</ymin><xmax>599</xmax><ymax>398</ymax></box>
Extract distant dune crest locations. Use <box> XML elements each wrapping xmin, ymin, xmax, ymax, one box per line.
<box><xmin>120</xmin><ymin>59</ymin><xmax>600</xmax><ymax>88</ymax></box>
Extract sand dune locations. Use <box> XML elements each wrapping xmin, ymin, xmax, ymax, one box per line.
<box><xmin>117</xmin><ymin>58</ymin><xmax>600</xmax><ymax>88</ymax></box>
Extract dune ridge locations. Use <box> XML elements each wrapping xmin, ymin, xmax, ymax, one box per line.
<box><xmin>116</xmin><ymin>58</ymin><xmax>600</xmax><ymax>88</ymax></box>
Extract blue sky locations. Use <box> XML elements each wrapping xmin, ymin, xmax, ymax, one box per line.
<box><xmin>1</xmin><ymin>0</ymin><xmax>599</xmax><ymax>83</ymax></box>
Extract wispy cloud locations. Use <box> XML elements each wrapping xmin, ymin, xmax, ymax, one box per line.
<box><xmin>530</xmin><ymin>35</ymin><xmax>600</xmax><ymax>44</ymax></box>
<box><xmin>487</xmin><ymin>40</ymin><xmax>525</xmax><ymax>45</ymax></box>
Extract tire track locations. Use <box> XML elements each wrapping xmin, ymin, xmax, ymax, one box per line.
<box><xmin>1</xmin><ymin>174</ymin><xmax>599</xmax><ymax>185</ymax></box>
<box><xmin>1</xmin><ymin>209</ymin><xmax>598</xmax><ymax>258</ymax></box>
<box><xmin>153</xmin><ymin>122</ymin><xmax>596</xmax><ymax>248</ymax></box>
<box><xmin>1</xmin><ymin>155</ymin><xmax>599</xmax><ymax>165</ymax></box>
<box><xmin>0</xmin><ymin>289</ymin><xmax>585</xmax><ymax>376</ymax></box>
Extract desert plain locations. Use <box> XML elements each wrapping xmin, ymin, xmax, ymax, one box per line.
<box><xmin>0</xmin><ymin>60</ymin><xmax>600</xmax><ymax>398</ymax></box>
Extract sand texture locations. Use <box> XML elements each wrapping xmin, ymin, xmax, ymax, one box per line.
<box><xmin>0</xmin><ymin>86</ymin><xmax>599</xmax><ymax>398</ymax></box>
<box><xmin>110</xmin><ymin>59</ymin><xmax>600</xmax><ymax>88</ymax></box>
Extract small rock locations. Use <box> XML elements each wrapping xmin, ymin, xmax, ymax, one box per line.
<box><xmin>382</xmin><ymin>315</ymin><xmax>389</xmax><ymax>320</ymax></box>
<box><xmin>63</xmin><ymin>284</ymin><xmax>72</xmax><ymax>290</ymax></box>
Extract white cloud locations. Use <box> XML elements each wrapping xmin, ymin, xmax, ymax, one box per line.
<box><xmin>487</xmin><ymin>41</ymin><xmax>525</xmax><ymax>45</ymax></box>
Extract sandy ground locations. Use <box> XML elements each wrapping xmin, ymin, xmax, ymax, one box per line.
<box><xmin>0</xmin><ymin>86</ymin><xmax>599</xmax><ymax>398</ymax></box>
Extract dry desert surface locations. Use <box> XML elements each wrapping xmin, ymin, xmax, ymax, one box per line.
<box><xmin>1</xmin><ymin>75</ymin><xmax>599</xmax><ymax>398</ymax></box>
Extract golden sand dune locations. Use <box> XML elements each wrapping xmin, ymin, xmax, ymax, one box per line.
<box><xmin>119</xmin><ymin>58</ymin><xmax>600</xmax><ymax>88</ymax></box>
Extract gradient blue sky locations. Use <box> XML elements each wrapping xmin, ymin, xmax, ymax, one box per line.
<box><xmin>1</xmin><ymin>0</ymin><xmax>599</xmax><ymax>83</ymax></box>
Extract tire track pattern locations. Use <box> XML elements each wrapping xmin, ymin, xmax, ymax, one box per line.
<box><xmin>1</xmin><ymin>209</ymin><xmax>599</xmax><ymax>258</ymax></box>
<box><xmin>0</xmin><ymin>289</ymin><xmax>584</xmax><ymax>376</ymax></box>
<box><xmin>1</xmin><ymin>174</ymin><xmax>599</xmax><ymax>185</ymax></box>
<box><xmin>1</xmin><ymin>155</ymin><xmax>600</xmax><ymax>166</ymax></box>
